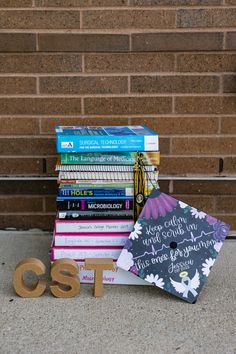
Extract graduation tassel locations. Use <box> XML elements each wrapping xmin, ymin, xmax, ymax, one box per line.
<box><xmin>133</xmin><ymin>153</ymin><xmax>146</xmax><ymax>222</ymax></box>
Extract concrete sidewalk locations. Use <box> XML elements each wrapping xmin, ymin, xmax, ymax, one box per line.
<box><xmin>0</xmin><ymin>231</ymin><xmax>235</xmax><ymax>354</ymax></box>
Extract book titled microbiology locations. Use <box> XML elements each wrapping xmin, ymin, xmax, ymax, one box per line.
<box><xmin>54</xmin><ymin>231</ymin><xmax>129</xmax><ymax>247</ymax></box>
<box><xmin>75</xmin><ymin>262</ymin><xmax>148</xmax><ymax>285</ymax></box>
<box><xmin>50</xmin><ymin>261</ymin><xmax>148</xmax><ymax>285</ymax></box>
<box><xmin>56</xmin><ymin>198</ymin><xmax>133</xmax><ymax>211</ymax></box>
<box><xmin>51</xmin><ymin>246</ymin><xmax>123</xmax><ymax>261</ymax></box>
<box><xmin>56</xmin><ymin>125</ymin><xmax>159</xmax><ymax>153</ymax></box>
<box><xmin>55</xmin><ymin>219</ymin><xmax>134</xmax><ymax>234</ymax></box>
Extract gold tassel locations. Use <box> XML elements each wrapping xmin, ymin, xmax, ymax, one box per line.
<box><xmin>133</xmin><ymin>153</ymin><xmax>146</xmax><ymax>221</ymax></box>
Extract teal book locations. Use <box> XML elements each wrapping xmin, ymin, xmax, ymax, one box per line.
<box><xmin>55</xmin><ymin>125</ymin><xmax>159</xmax><ymax>153</ymax></box>
<box><xmin>60</xmin><ymin>151</ymin><xmax>160</xmax><ymax>165</ymax></box>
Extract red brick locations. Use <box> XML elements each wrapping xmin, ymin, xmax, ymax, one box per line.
<box><xmin>177</xmin><ymin>54</ymin><xmax>236</xmax><ymax>73</ymax></box>
<box><xmin>0</xmin><ymin>214</ymin><xmax>55</xmax><ymax>230</ymax></box>
<box><xmin>159</xmin><ymin>138</ymin><xmax>170</xmax><ymax>155</ymax></box>
<box><xmin>0</xmin><ymin>197</ymin><xmax>43</xmax><ymax>213</ymax></box>
<box><xmin>172</xmin><ymin>195</ymin><xmax>215</xmax><ymax>213</ymax></box>
<box><xmin>223</xmin><ymin>157</ymin><xmax>236</xmax><ymax>175</ymax></box>
<box><xmin>0</xmin><ymin>98</ymin><xmax>81</xmax><ymax>115</ymax></box>
<box><xmin>36</xmin><ymin>0</ymin><xmax>127</xmax><ymax>6</ymax></box>
<box><xmin>0</xmin><ymin>54</ymin><xmax>82</xmax><ymax>73</ymax></box>
<box><xmin>157</xmin><ymin>180</ymin><xmax>169</xmax><ymax>193</ymax></box>
<box><xmin>175</xmin><ymin>97</ymin><xmax>236</xmax><ymax>115</ymax></box>
<box><xmin>173</xmin><ymin>180</ymin><xmax>236</xmax><ymax>195</ymax></box>
<box><xmin>85</xmin><ymin>53</ymin><xmax>175</xmax><ymax>73</ymax></box>
<box><xmin>83</xmin><ymin>10</ymin><xmax>175</xmax><ymax>29</ymax></box>
<box><xmin>130</xmin><ymin>0</ymin><xmax>221</xmax><ymax>4</ymax></box>
<box><xmin>84</xmin><ymin>97</ymin><xmax>172</xmax><ymax>115</ymax></box>
<box><xmin>160</xmin><ymin>157</ymin><xmax>220</xmax><ymax>175</ymax></box>
<box><xmin>177</xmin><ymin>9</ymin><xmax>236</xmax><ymax>28</ymax></box>
<box><xmin>0</xmin><ymin>0</ymin><xmax>32</xmax><ymax>6</ymax></box>
<box><xmin>0</xmin><ymin>34</ymin><xmax>36</xmax><ymax>52</ymax></box>
<box><xmin>0</xmin><ymin>118</ymin><xmax>39</xmax><ymax>135</ymax></box>
<box><xmin>131</xmin><ymin>117</ymin><xmax>219</xmax><ymax>135</ymax></box>
<box><xmin>221</xmin><ymin>117</ymin><xmax>236</xmax><ymax>135</ymax></box>
<box><xmin>216</xmin><ymin>196</ymin><xmax>236</xmax><ymax>213</ymax></box>
<box><xmin>131</xmin><ymin>75</ymin><xmax>219</xmax><ymax>94</ymax></box>
<box><xmin>40</xmin><ymin>117</ymin><xmax>130</xmax><ymax>134</ymax></box>
<box><xmin>0</xmin><ymin>10</ymin><xmax>80</xmax><ymax>29</ymax></box>
<box><xmin>45</xmin><ymin>196</ymin><xmax>56</xmax><ymax>212</ymax></box>
<box><xmin>223</xmin><ymin>75</ymin><xmax>236</xmax><ymax>93</ymax></box>
<box><xmin>39</xmin><ymin>34</ymin><xmax>129</xmax><ymax>52</ymax></box>
<box><xmin>46</xmin><ymin>157</ymin><xmax>57</xmax><ymax>175</ymax></box>
<box><xmin>0</xmin><ymin>138</ymin><xmax>55</xmax><ymax>156</ymax></box>
<box><xmin>40</xmin><ymin>76</ymin><xmax>128</xmax><ymax>94</ymax></box>
<box><xmin>0</xmin><ymin>180</ymin><xmax>57</xmax><ymax>195</ymax></box>
<box><xmin>172</xmin><ymin>137</ymin><xmax>236</xmax><ymax>155</ymax></box>
<box><xmin>226</xmin><ymin>32</ymin><xmax>236</xmax><ymax>50</ymax></box>
<box><xmin>0</xmin><ymin>158</ymin><xmax>43</xmax><ymax>175</ymax></box>
<box><xmin>132</xmin><ymin>32</ymin><xmax>223</xmax><ymax>52</ymax></box>
<box><xmin>0</xmin><ymin>77</ymin><xmax>36</xmax><ymax>94</ymax></box>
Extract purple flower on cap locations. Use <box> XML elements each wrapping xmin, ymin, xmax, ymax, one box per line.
<box><xmin>213</xmin><ymin>221</ymin><xmax>229</xmax><ymax>242</ymax></box>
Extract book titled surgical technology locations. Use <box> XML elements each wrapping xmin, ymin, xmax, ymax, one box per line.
<box><xmin>56</xmin><ymin>125</ymin><xmax>159</xmax><ymax>153</ymax></box>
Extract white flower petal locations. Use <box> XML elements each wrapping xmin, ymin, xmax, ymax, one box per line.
<box><xmin>179</xmin><ymin>201</ymin><xmax>188</xmax><ymax>209</ymax></box>
<box><xmin>201</xmin><ymin>258</ymin><xmax>215</xmax><ymax>276</ymax></box>
<box><xmin>145</xmin><ymin>273</ymin><xmax>164</xmax><ymax>288</ymax></box>
<box><xmin>117</xmin><ymin>249</ymin><xmax>134</xmax><ymax>271</ymax></box>
<box><xmin>214</xmin><ymin>242</ymin><xmax>223</xmax><ymax>253</ymax></box>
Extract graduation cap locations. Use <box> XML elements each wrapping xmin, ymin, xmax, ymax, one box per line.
<box><xmin>117</xmin><ymin>189</ymin><xmax>230</xmax><ymax>303</ymax></box>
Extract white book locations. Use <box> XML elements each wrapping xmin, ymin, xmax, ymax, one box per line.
<box><xmin>51</xmin><ymin>261</ymin><xmax>148</xmax><ymax>286</ymax></box>
<box><xmin>55</xmin><ymin>219</ymin><xmax>134</xmax><ymax>234</ymax></box>
<box><xmin>51</xmin><ymin>247</ymin><xmax>122</xmax><ymax>261</ymax></box>
<box><xmin>54</xmin><ymin>233</ymin><xmax>129</xmax><ymax>247</ymax></box>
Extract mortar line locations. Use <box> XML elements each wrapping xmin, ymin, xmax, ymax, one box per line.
<box><xmin>223</xmin><ymin>31</ymin><xmax>227</xmax><ymax>50</ymax></box>
<box><xmin>36</xmin><ymin>77</ymin><xmax>40</xmax><ymax>94</ymax></box>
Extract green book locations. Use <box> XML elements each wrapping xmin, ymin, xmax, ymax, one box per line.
<box><xmin>60</xmin><ymin>151</ymin><xmax>160</xmax><ymax>165</ymax></box>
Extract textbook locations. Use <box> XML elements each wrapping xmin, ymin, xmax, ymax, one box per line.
<box><xmin>53</xmin><ymin>232</ymin><xmax>129</xmax><ymax>247</ymax></box>
<box><xmin>56</xmin><ymin>125</ymin><xmax>159</xmax><ymax>153</ymax></box>
<box><xmin>50</xmin><ymin>261</ymin><xmax>148</xmax><ymax>285</ymax></box>
<box><xmin>58</xmin><ymin>170</ymin><xmax>159</xmax><ymax>182</ymax></box>
<box><xmin>55</xmin><ymin>219</ymin><xmax>134</xmax><ymax>234</ymax></box>
<box><xmin>58</xmin><ymin>187</ymin><xmax>133</xmax><ymax>198</ymax></box>
<box><xmin>56</xmin><ymin>198</ymin><xmax>133</xmax><ymax>211</ymax></box>
<box><xmin>60</xmin><ymin>151</ymin><xmax>160</xmax><ymax>166</ymax></box>
<box><xmin>51</xmin><ymin>246</ymin><xmax>123</xmax><ymax>261</ymax></box>
<box><xmin>57</xmin><ymin>210</ymin><xmax>133</xmax><ymax>220</ymax></box>
<box><xmin>56</xmin><ymin>163</ymin><xmax>157</xmax><ymax>172</ymax></box>
<box><xmin>59</xmin><ymin>182</ymin><xmax>134</xmax><ymax>188</ymax></box>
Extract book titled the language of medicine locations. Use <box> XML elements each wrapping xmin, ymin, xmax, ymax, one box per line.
<box><xmin>55</xmin><ymin>219</ymin><xmax>134</xmax><ymax>234</ymax></box>
<box><xmin>56</xmin><ymin>125</ymin><xmax>159</xmax><ymax>153</ymax></box>
<box><xmin>60</xmin><ymin>151</ymin><xmax>160</xmax><ymax>166</ymax></box>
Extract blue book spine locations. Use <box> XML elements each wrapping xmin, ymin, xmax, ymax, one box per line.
<box><xmin>58</xmin><ymin>188</ymin><xmax>133</xmax><ymax>198</ymax></box>
<box><xmin>57</xmin><ymin>196</ymin><xmax>133</xmax><ymax>201</ymax></box>
<box><xmin>56</xmin><ymin>134</ymin><xmax>158</xmax><ymax>153</ymax></box>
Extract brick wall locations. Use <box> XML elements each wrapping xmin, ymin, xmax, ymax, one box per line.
<box><xmin>0</xmin><ymin>0</ymin><xmax>236</xmax><ymax>230</ymax></box>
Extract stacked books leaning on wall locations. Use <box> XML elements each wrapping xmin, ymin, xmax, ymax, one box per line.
<box><xmin>50</xmin><ymin>125</ymin><xmax>160</xmax><ymax>285</ymax></box>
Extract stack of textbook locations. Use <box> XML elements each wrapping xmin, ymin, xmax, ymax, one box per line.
<box><xmin>51</xmin><ymin>125</ymin><xmax>160</xmax><ymax>285</ymax></box>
